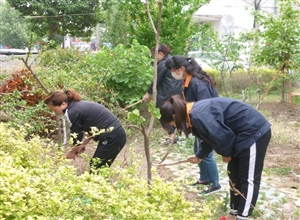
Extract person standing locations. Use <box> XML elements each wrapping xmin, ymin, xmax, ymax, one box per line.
<box><xmin>160</xmin><ymin>96</ymin><xmax>272</xmax><ymax>220</ymax></box>
<box><xmin>142</xmin><ymin>44</ymin><xmax>183</xmax><ymax>145</ymax></box>
<box><xmin>165</xmin><ymin>55</ymin><xmax>221</xmax><ymax>194</ymax></box>
<box><xmin>44</xmin><ymin>89</ymin><xmax>126</xmax><ymax>170</ymax></box>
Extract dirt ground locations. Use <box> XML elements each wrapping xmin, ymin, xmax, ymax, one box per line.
<box><xmin>261</xmin><ymin>101</ymin><xmax>300</xmax><ymax>177</ymax></box>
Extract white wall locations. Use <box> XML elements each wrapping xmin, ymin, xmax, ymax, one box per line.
<box><xmin>193</xmin><ymin>0</ymin><xmax>277</xmax><ymax>38</ymax></box>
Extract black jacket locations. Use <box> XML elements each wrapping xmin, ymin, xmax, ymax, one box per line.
<box><xmin>190</xmin><ymin>98</ymin><xmax>271</xmax><ymax>158</ymax></box>
<box><xmin>64</xmin><ymin>100</ymin><xmax>122</xmax><ymax>144</ymax></box>
<box><xmin>184</xmin><ymin>76</ymin><xmax>218</xmax><ymax>102</ymax></box>
<box><xmin>147</xmin><ymin>54</ymin><xmax>183</xmax><ymax>107</ymax></box>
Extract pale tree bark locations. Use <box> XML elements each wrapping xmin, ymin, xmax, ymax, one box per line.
<box><xmin>139</xmin><ymin>0</ymin><xmax>163</xmax><ymax>185</ymax></box>
<box><xmin>21</xmin><ymin>53</ymin><xmax>67</xmax><ymax>145</ymax></box>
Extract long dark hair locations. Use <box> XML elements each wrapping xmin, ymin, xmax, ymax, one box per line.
<box><xmin>160</xmin><ymin>96</ymin><xmax>190</xmax><ymax>137</ymax></box>
<box><xmin>44</xmin><ymin>88</ymin><xmax>82</xmax><ymax>106</ymax></box>
<box><xmin>165</xmin><ymin>55</ymin><xmax>217</xmax><ymax>87</ymax></box>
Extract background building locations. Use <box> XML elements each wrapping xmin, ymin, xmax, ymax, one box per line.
<box><xmin>192</xmin><ymin>0</ymin><xmax>278</xmax><ymax>38</ymax></box>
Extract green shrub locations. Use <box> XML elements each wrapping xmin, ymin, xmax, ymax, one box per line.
<box><xmin>36</xmin><ymin>40</ymin><xmax>153</xmax><ymax>108</ymax></box>
<box><xmin>207</xmin><ymin>67</ymin><xmax>278</xmax><ymax>96</ymax></box>
<box><xmin>37</xmin><ymin>47</ymin><xmax>106</xmax><ymax>102</ymax></box>
<box><xmin>87</xmin><ymin>39</ymin><xmax>153</xmax><ymax>107</ymax></box>
<box><xmin>0</xmin><ymin>90</ymin><xmax>55</xmax><ymax>136</ymax></box>
<box><xmin>0</xmin><ymin>123</ymin><xmax>216</xmax><ymax>219</ymax></box>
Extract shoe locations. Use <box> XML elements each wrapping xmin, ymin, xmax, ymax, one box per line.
<box><xmin>197</xmin><ymin>185</ymin><xmax>221</xmax><ymax>196</ymax></box>
<box><xmin>163</xmin><ymin>136</ymin><xmax>179</xmax><ymax>145</ymax></box>
<box><xmin>189</xmin><ymin>180</ymin><xmax>209</xmax><ymax>187</ymax></box>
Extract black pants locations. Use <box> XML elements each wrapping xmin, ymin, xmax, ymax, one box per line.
<box><xmin>227</xmin><ymin>129</ymin><xmax>271</xmax><ymax>218</ymax></box>
<box><xmin>91</xmin><ymin>126</ymin><xmax>126</xmax><ymax>169</ymax></box>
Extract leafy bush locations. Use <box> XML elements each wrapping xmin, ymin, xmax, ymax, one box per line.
<box><xmin>0</xmin><ymin>123</ymin><xmax>217</xmax><ymax>219</ymax></box>
<box><xmin>207</xmin><ymin>67</ymin><xmax>278</xmax><ymax>96</ymax></box>
<box><xmin>87</xmin><ymin>39</ymin><xmax>153</xmax><ymax>107</ymax></box>
<box><xmin>36</xmin><ymin>40</ymin><xmax>153</xmax><ymax>108</ymax></box>
<box><xmin>0</xmin><ymin>90</ymin><xmax>55</xmax><ymax>136</ymax></box>
<box><xmin>37</xmin><ymin>47</ymin><xmax>105</xmax><ymax>101</ymax></box>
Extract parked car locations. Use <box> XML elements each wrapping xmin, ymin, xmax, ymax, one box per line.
<box><xmin>0</xmin><ymin>48</ymin><xmax>39</xmax><ymax>55</ymax></box>
<box><xmin>71</xmin><ymin>42</ymin><xmax>95</xmax><ymax>51</ymax></box>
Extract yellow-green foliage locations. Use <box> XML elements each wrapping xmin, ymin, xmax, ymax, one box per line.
<box><xmin>206</xmin><ymin>69</ymin><xmax>220</xmax><ymax>85</ymax></box>
<box><xmin>207</xmin><ymin>67</ymin><xmax>277</xmax><ymax>93</ymax></box>
<box><xmin>0</xmin><ymin>123</ymin><xmax>216</xmax><ymax>219</ymax></box>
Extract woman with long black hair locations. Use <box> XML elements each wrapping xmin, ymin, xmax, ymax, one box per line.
<box><xmin>165</xmin><ymin>55</ymin><xmax>221</xmax><ymax>194</ymax></box>
<box><xmin>160</xmin><ymin>96</ymin><xmax>271</xmax><ymax>220</ymax></box>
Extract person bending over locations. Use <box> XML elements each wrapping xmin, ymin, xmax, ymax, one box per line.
<box><xmin>160</xmin><ymin>96</ymin><xmax>271</xmax><ymax>220</ymax></box>
<box><xmin>165</xmin><ymin>55</ymin><xmax>221</xmax><ymax>194</ymax></box>
<box><xmin>44</xmin><ymin>89</ymin><xmax>126</xmax><ymax>170</ymax></box>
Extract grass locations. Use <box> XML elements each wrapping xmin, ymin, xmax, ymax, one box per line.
<box><xmin>271</xmin><ymin>167</ymin><xmax>292</xmax><ymax>176</ymax></box>
<box><xmin>294</xmin><ymin>208</ymin><xmax>300</xmax><ymax>217</ymax></box>
<box><xmin>251</xmin><ymin>208</ymin><xmax>265</xmax><ymax>219</ymax></box>
<box><xmin>280</xmin><ymin>197</ymin><xmax>288</xmax><ymax>204</ymax></box>
<box><xmin>264</xmin><ymin>168</ymin><xmax>272</xmax><ymax>177</ymax></box>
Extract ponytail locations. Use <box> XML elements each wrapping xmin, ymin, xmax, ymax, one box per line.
<box><xmin>44</xmin><ymin>88</ymin><xmax>82</xmax><ymax>106</ymax></box>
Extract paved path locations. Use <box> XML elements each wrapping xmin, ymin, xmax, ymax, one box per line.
<box><xmin>0</xmin><ymin>54</ymin><xmax>37</xmax><ymax>74</ymax></box>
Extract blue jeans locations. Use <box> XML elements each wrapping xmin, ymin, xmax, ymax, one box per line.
<box><xmin>194</xmin><ymin>137</ymin><xmax>220</xmax><ymax>188</ymax></box>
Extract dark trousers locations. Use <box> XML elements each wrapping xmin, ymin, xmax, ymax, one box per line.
<box><xmin>227</xmin><ymin>129</ymin><xmax>271</xmax><ymax>218</ymax></box>
<box><xmin>91</xmin><ymin>126</ymin><xmax>126</xmax><ymax>169</ymax></box>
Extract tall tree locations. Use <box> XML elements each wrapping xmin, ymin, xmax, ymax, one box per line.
<box><xmin>98</xmin><ymin>0</ymin><xmax>131</xmax><ymax>48</ymax></box>
<box><xmin>252</xmin><ymin>0</ymin><xmax>300</xmax><ymax>102</ymax></box>
<box><xmin>101</xmin><ymin>0</ymin><xmax>210</xmax><ymax>54</ymax></box>
<box><xmin>0</xmin><ymin>1</ymin><xmax>30</xmax><ymax>48</ymax></box>
<box><xmin>243</xmin><ymin>0</ymin><xmax>264</xmax><ymax>28</ymax></box>
<box><xmin>6</xmin><ymin>0</ymin><xmax>102</xmax><ymax>41</ymax></box>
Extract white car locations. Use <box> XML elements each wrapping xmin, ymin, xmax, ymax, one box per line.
<box><xmin>0</xmin><ymin>48</ymin><xmax>38</xmax><ymax>55</ymax></box>
<box><xmin>71</xmin><ymin>42</ymin><xmax>92</xmax><ymax>51</ymax></box>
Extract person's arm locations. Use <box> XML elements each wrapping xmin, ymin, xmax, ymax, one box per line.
<box><xmin>194</xmin><ymin>141</ymin><xmax>214</xmax><ymax>159</ymax></box>
<box><xmin>190</xmin><ymin>80</ymin><xmax>214</xmax><ymax>101</ymax></box>
<box><xmin>65</xmin><ymin>110</ymin><xmax>90</xmax><ymax>159</ymax></box>
<box><xmin>191</xmin><ymin>111</ymin><xmax>235</xmax><ymax>157</ymax></box>
<box><xmin>186</xmin><ymin>155</ymin><xmax>202</xmax><ymax>164</ymax></box>
<box><xmin>222</xmin><ymin>156</ymin><xmax>231</xmax><ymax>162</ymax></box>
<box><xmin>156</xmin><ymin>62</ymin><xmax>168</xmax><ymax>86</ymax></box>
<box><xmin>146</xmin><ymin>61</ymin><xmax>168</xmax><ymax>94</ymax></box>
<box><xmin>143</xmin><ymin>92</ymin><xmax>151</xmax><ymax>102</ymax></box>
<box><xmin>65</xmin><ymin>136</ymin><xmax>93</xmax><ymax>159</ymax></box>
<box><xmin>187</xmin><ymin>154</ymin><xmax>231</xmax><ymax>164</ymax></box>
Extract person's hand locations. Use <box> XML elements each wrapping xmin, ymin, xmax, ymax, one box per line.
<box><xmin>222</xmin><ymin>156</ymin><xmax>231</xmax><ymax>163</ymax></box>
<box><xmin>65</xmin><ymin>145</ymin><xmax>86</xmax><ymax>159</ymax></box>
<box><xmin>186</xmin><ymin>155</ymin><xmax>201</xmax><ymax>164</ymax></box>
<box><xmin>76</xmin><ymin>145</ymin><xmax>86</xmax><ymax>154</ymax></box>
<box><xmin>66</xmin><ymin>150</ymin><xmax>77</xmax><ymax>159</ymax></box>
<box><xmin>142</xmin><ymin>93</ymin><xmax>150</xmax><ymax>102</ymax></box>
